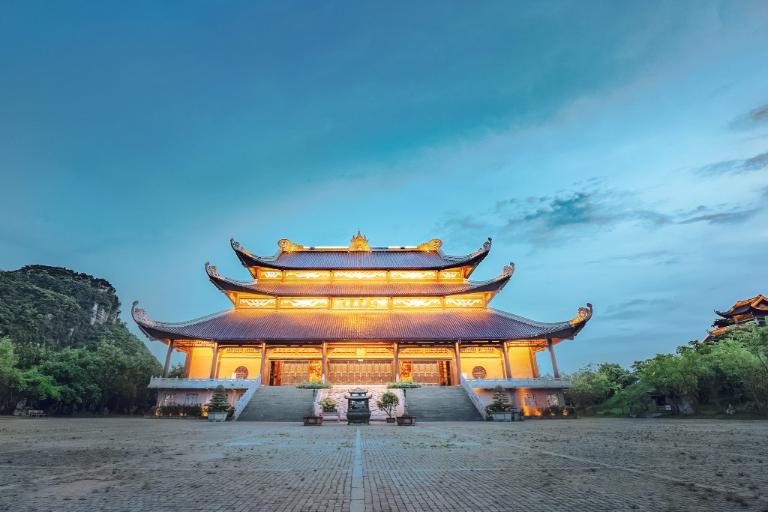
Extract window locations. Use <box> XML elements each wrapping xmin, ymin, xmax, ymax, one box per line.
<box><xmin>471</xmin><ymin>366</ymin><xmax>487</xmax><ymax>379</ymax></box>
<box><xmin>234</xmin><ymin>366</ymin><xmax>249</xmax><ymax>379</ymax></box>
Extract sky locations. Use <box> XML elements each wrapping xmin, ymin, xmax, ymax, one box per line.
<box><xmin>2</xmin><ymin>1</ymin><xmax>768</xmax><ymax>371</ymax></box>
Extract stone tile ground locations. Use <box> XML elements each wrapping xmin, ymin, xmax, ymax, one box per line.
<box><xmin>1</xmin><ymin>417</ymin><xmax>767</xmax><ymax>511</ymax></box>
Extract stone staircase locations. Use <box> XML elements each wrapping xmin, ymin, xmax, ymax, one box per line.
<box><xmin>237</xmin><ymin>386</ymin><xmax>315</xmax><ymax>422</ymax></box>
<box><xmin>404</xmin><ymin>386</ymin><xmax>483</xmax><ymax>421</ymax></box>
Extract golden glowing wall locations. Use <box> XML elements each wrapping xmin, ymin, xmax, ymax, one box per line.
<box><xmin>506</xmin><ymin>347</ymin><xmax>535</xmax><ymax>378</ymax></box>
<box><xmin>187</xmin><ymin>347</ymin><xmax>214</xmax><ymax>378</ymax></box>
<box><xmin>217</xmin><ymin>352</ymin><xmax>262</xmax><ymax>380</ymax></box>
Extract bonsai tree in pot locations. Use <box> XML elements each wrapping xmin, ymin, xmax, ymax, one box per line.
<box><xmin>376</xmin><ymin>391</ymin><xmax>400</xmax><ymax>423</ymax></box>
<box><xmin>387</xmin><ymin>380</ymin><xmax>420</xmax><ymax>425</ymax></box>
<box><xmin>207</xmin><ymin>385</ymin><xmax>230</xmax><ymax>422</ymax></box>
<box><xmin>297</xmin><ymin>381</ymin><xmax>330</xmax><ymax>425</ymax></box>
<box><xmin>485</xmin><ymin>385</ymin><xmax>514</xmax><ymax>421</ymax></box>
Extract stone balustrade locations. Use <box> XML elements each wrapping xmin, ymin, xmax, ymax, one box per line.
<box><xmin>464</xmin><ymin>377</ymin><xmax>571</xmax><ymax>389</ymax></box>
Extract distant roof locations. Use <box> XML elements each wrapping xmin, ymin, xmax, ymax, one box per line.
<box><xmin>230</xmin><ymin>236</ymin><xmax>492</xmax><ymax>272</ymax></box>
<box><xmin>132</xmin><ymin>301</ymin><xmax>592</xmax><ymax>342</ymax></box>
<box><xmin>715</xmin><ymin>294</ymin><xmax>768</xmax><ymax>318</ymax></box>
<box><xmin>205</xmin><ymin>262</ymin><xmax>514</xmax><ymax>298</ymax></box>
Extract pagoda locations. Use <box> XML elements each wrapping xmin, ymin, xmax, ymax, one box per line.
<box><xmin>706</xmin><ymin>294</ymin><xmax>768</xmax><ymax>340</ymax></box>
<box><xmin>134</xmin><ymin>232</ymin><xmax>592</xmax><ymax>417</ymax></box>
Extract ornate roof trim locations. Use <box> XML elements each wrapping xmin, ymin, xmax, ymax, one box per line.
<box><xmin>205</xmin><ymin>262</ymin><xmax>514</xmax><ymax>298</ymax></box>
<box><xmin>230</xmin><ymin>237</ymin><xmax>492</xmax><ymax>271</ymax></box>
<box><xmin>131</xmin><ymin>304</ymin><xmax>591</xmax><ymax>342</ymax></box>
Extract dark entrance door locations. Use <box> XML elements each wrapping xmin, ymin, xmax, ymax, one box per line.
<box><xmin>269</xmin><ymin>360</ymin><xmax>317</xmax><ymax>386</ymax></box>
<box><xmin>328</xmin><ymin>360</ymin><xmax>393</xmax><ymax>385</ymax></box>
<box><xmin>402</xmin><ymin>360</ymin><xmax>452</xmax><ymax>385</ymax></box>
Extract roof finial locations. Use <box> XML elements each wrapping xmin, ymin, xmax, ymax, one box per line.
<box><xmin>349</xmin><ymin>230</ymin><xmax>370</xmax><ymax>251</ymax></box>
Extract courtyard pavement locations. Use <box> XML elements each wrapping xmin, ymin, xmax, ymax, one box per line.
<box><xmin>1</xmin><ymin>417</ymin><xmax>767</xmax><ymax>511</ymax></box>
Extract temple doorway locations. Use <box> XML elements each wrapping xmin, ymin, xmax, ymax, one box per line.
<box><xmin>400</xmin><ymin>360</ymin><xmax>452</xmax><ymax>385</ymax></box>
<box><xmin>269</xmin><ymin>360</ymin><xmax>322</xmax><ymax>386</ymax></box>
<box><xmin>328</xmin><ymin>359</ymin><xmax>392</xmax><ymax>385</ymax></box>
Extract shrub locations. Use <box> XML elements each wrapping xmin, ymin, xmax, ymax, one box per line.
<box><xmin>376</xmin><ymin>391</ymin><xmax>400</xmax><ymax>419</ymax></box>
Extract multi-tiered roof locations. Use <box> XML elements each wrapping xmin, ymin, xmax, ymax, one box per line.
<box><xmin>133</xmin><ymin>233</ymin><xmax>592</xmax><ymax>343</ymax></box>
<box><xmin>706</xmin><ymin>294</ymin><xmax>768</xmax><ymax>339</ymax></box>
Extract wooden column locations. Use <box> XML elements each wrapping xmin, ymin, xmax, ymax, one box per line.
<box><xmin>162</xmin><ymin>340</ymin><xmax>175</xmax><ymax>377</ymax></box>
<box><xmin>209</xmin><ymin>342</ymin><xmax>219</xmax><ymax>379</ymax></box>
<box><xmin>183</xmin><ymin>350</ymin><xmax>191</xmax><ymax>378</ymax></box>
<box><xmin>393</xmin><ymin>342</ymin><xmax>400</xmax><ymax>382</ymax></box>
<box><xmin>260</xmin><ymin>342</ymin><xmax>267</xmax><ymax>384</ymax></box>
<box><xmin>502</xmin><ymin>341</ymin><xmax>512</xmax><ymax>379</ymax></box>
<box><xmin>547</xmin><ymin>338</ymin><xmax>560</xmax><ymax>378</ymax></box>
<box><xmin>321</xmin><ymin>342</ymin><xmax>328</xmax><ymax>383</ymax></box>
<box><xmin>454</xmin><ymin>340</ymin><xmax>462</xmax><ymax>382</ymax></box>
<box><xmin>529</xmin><ymin>347</ymin><xmax>540</xmax><ymax>378</ymax></box>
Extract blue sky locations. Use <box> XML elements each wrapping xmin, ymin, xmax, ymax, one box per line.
<box><xmin>2</xmin><ymin>1</ymin><xmax>768</xmax><ymax>370</ymax></box>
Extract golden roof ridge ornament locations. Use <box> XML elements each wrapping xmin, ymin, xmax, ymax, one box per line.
<box><xmin>278</xmin><ymin>239</ymin><xmax>305</xmax><ymax>252</ymax></box>
<box><xmin>416</xmin><ymin>238</ymin><xmax>443</xmax><ymax>252</ymax></box>
<box><xmin>569</xmin><ymin>303</ymin><xmax>593</xmax><ymax>326</ymax></box>
<box><xmin>349</xmin><ymin>230</ymin><xmax>371</xmax><ymax>252</ymax></box>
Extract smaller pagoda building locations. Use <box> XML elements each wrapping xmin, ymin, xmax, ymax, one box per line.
<box><xmin>134</xmin><ymin>233</ymin><xmax>592</xmax><ymax>416</ymax></box>
<box><xmin>706</xmin><ymin>294</ymin><xmax>768</xmax><ymax>340</ymax></box>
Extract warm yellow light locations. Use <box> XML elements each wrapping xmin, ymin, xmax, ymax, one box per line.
<box><xmin>390</xmin><ymin>270</ymin><xmax>438</xmax><ymax>280</ymax></box>
<box><xmin>392</xmin><ymin>297</ymin><xmax>442</xmax><ymax>308</ymax></box>
<box><xmin>438</xmin><ymin>270</ymin><xmax>463</xmax><ymax>280</ymax></box>
<box><xmin>334</xmin><ymin>270</ymin><xmax>387</xmax><ymax>280</ymax></box>
<box><xmin>278</xmin><ymin>297</ymin><xmax>329</xmax><ymax>308</ymax></box>
<box><xmin>445</xmin><ymin>294</ymin><xmax>485</xmax><ymax>308</ymax></box>
<box><xmin>284</xmin><ymin>270</ymin><xmax>331</xmax><ymax>280</ymax></box>
<box><xmin>238</xmin><ymin>297</ymin><xmax>277</xmax><ymax>308</ymax></box>
<box><xmin>258</xmin><ymin>269</ymin><xmax>282</xmax><ymax>280</ymax></box>
<box><xmin>332</xmin><ymin>297</ymin><xmax>389</xmax><ymax>309</ymax></box>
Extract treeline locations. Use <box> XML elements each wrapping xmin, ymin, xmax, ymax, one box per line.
<box><xmin>0</xmin><ymin>265</ymin><xmax>161</xmax><ymax>414</ymax></box>
<box><xmin>0</xmin><ymin>327</ymin><xmax>160</xmax><ymax>414</ymax></box>
<box><xmin>566</xmin><ymin>325</ymin><xmax>768</xmax><ymax>416</ymax></box>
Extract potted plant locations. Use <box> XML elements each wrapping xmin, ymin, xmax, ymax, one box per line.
<box><xmin>388</xmin><ymin>381</ymin><xmax>420</xmax><ymax>425</ymax></box>
<box><xmin>206</xmin><ymin>385</ymin><xmax>230</xmax><ymax>422</ymax></box>
<box><xmin>297</xmin><ymin>381</ymin><xmax>330</xmax><ymax>425</ymax></box>
<box><xmin>376</xmin><ymin>391</ymin><xmax>400</xmax><ymax>423</ymax></box>
<box><xmin>319</xmin><ymin>397</ymin><xmax>337</xmax><ymax>414</ymax></box>
<box><xmin>485</xmin><ymin>386</ymin><xmax>514</xmax><ymax>421</ymax></box>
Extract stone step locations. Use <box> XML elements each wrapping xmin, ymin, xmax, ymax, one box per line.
<box><xmin>404</xmin><ymin>386</ymin><xmax>482</xmax><ymax>421</ymax></box>
<box><xmin>238</xmin><ymin>386</ymin><xmax>315</xmax><ymax>422</ymax></box>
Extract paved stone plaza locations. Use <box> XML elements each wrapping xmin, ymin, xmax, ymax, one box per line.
<box><xmin>1</xmin><ymin>417</ymin><xmax>767</xmax><ymax>512</ymax></box>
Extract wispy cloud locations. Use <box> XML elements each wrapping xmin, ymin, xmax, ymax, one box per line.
<box><xmin>678</xmin><ymin>206</ymin><xmax>761</xmax><ymax>225</ymax></box>
<box><xmin>696</xmin><ymin>150</ymin><xmax>768</xmax><ymax>176</ymax></box>
<box><xmin>601</xmin><ymin>298</ymin><xmax>675</xmax><ymax>321</ymax></box>
<box><xmin>439</xmin><ymin>184</ymin><xmax>765</xmax><ymax>248</ymax></box>
<box><xmin>586</xmin><ymin>250</ymin><xmax>679</xmax><ymax>266</ymax></box>
<box><xmin>729</xmin><ymin>102</ymin><xmax>768</xmax><ymax>131</ymax></box>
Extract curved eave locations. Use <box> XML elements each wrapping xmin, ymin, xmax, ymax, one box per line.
<box><xmin>205</xmin><ymin>262</ymin><xmax>513</xmax><ymax>298</ymax></box>
<box><xmin>230</xmin><ymin>237</ymin><xmax>492</xmax><ymax>273</ymax></box>
<box><xmin>130</xmin><ymin>300</ymin><xmax>593</xmax><ymax>343</ymax></box>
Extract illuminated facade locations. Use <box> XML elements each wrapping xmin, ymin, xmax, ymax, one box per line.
<box><xmin>134</xmin><ymin>232</ymin><xmax>592</xmax><ymax>415</ymax></box>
